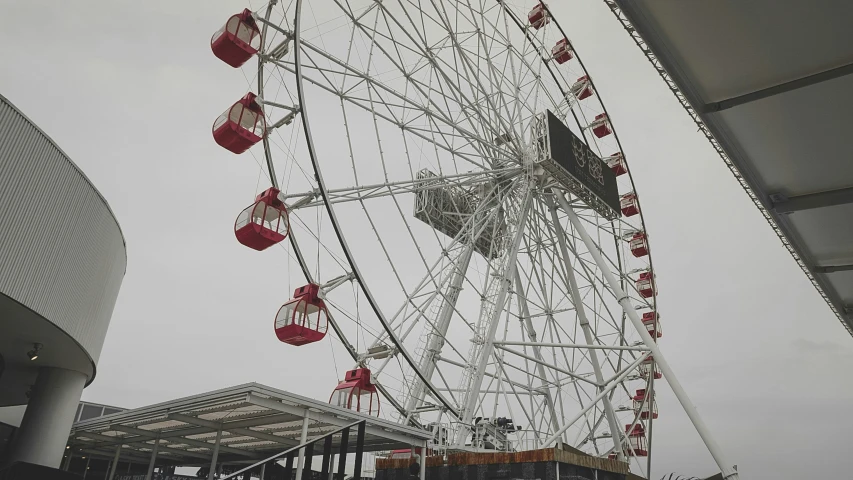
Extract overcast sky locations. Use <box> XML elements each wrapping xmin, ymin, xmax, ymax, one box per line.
<box><xmin>2</xmin><ymin>1</ymin><xmax>852</xmax><ymax>478</ymax></box>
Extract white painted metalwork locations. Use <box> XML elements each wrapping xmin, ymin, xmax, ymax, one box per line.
<box><xmin>554</xmin><ymin>192</ymin><xmax>739</xmax><ymax>479</ymax></box>
<box><xmin>215</xmin><ymin>1</ymin><xmax>734</xmax><ymax>476</ymax></box>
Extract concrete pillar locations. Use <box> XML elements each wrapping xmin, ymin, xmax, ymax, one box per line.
<box><xmin>7</xmin><ymin>367</ymin><xmax>87</xmax><ymax>468</ymax></box>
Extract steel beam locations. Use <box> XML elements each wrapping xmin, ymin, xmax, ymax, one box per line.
<box><xmin>107</xmin><ymin>446</ymin><xmax>121</xmax><ymax>480</ymax></box>
<box><xmin>111</xmin><ymin>425</ymin><xmax>260</xmax><ymax>458</ymax></box>
<box><xmin>207</xmin><ymin>429</ymin><xmax>222</xmax><ymax>480</ymax></box>
<box><xmin>699</xmin><ymin>62</ymin><xmax>853</xmax><ymax>113</ymax></box>
<box><xmin>76</xmin><ymin>448</ymin><xmax>151</xmax><ymax>465</ymax></box>
<box><xmin>72</xmin><ymin>413</ymin><xmax>299</xmax><ymax>450</ymax></box>
<box><xmin>555</xmin><ymin>192</ymin><xmax>740</xmax><ymax>480</ymax></box>
<box><xmin>246</xmin><ymin>394</ymin><xmax>425</xmax><ymax>446</ymax></box>
<box><xmin>167</xmin><ymin>414</ymin><xmax>299</xmax><ymax>447</ymax></box>
<box><xmin>144</xmin><ymin>439</ymin><xmax>159</xmax><ymax>480</ymax></box>
<box><xmin>814</xmin><ymin>264</ymin><xmax>853</xmax><ymax>274</ymax></box>
<box><xmin>547</xmin><ymin>193</ymin><xmax>625</xmax><ymax>460</ymax></box>
<box><xmin>71</xmin><ymin>432</ymin><xmax>215</xmax><ymax>462</ymax></box>
<box><xmin>456</xmin><ymin>188</ymin><xmax>535</xmax><ymax>445</ymax></box>
<box><xmin>494</xmin><ymin>341</ymin><xmax>648</xmax><ymax>351</ymax></box>
<box><xmin>294</xmin><ymin>411</ymin><xmax>310</xmax><ymax>480</ymax></box>
<box><xmin>772</xmin><ymin>186</ymin><xmax>853</xmax><ymax>213</ymax></box>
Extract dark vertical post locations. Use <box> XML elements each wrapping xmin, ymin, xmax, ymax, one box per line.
<box><xmin>352</xmin><ymin>422</ymin><xmax>366</xmax><ymax>480</ymax></box>
<box><xmin>302</xmin><ymin>443</ymin><xmax>315</xmax><ymax>480</ymax></box>
<box><xmin>284</xmin><ymin>452</ymin><xmax>295</xmax><ymax>480</ymax></box>
<box><xmin>336</xmin><ymin>427</ymin><xmax>350</xmax><ymax>480</ymax></box>
<box><xmin>320</xmin><ymin>435</ymin><xmax>333</xmax><ymax>480</ymax></box>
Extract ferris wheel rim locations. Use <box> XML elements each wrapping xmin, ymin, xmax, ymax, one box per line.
<box><xmin>289</xmin><ymin>0</ymin><xmax>462</xmax><ymax>420</ymax></box>
<box><xmin>254</xmin><ymin>0</ymin><xmax>659</xmax><ymax>463</ymax></box>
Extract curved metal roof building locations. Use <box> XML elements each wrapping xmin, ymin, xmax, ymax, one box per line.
<box><xmin>0</xmin><ymin>93</ymin><xmax>127</xmax><ymax>468</ymax></box>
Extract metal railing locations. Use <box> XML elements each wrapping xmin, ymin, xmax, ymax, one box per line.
<box><xmin>222</xmin><ymin>420</ymin><xmax>366</xmax><ymax>480</ymax></box>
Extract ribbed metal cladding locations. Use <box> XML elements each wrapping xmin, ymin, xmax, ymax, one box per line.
<box><xmin>0</xmin><ymin>94</ymin><xmax>126</xmax><ymax>368</ymax></box>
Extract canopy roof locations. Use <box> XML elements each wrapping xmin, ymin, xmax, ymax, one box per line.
<box><xmin>67</xmin><ymin>383</ymin><xmax>431</xmax><ymax>467</ymax></box>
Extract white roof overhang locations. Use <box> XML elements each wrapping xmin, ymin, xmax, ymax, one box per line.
<box><xmin>606</xmin><ymin>0</ymin><xmax>853</xmax><ymax>336</ymax></box>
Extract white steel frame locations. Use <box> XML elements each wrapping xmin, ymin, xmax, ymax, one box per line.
<box><xmin>218</xmin><ymin>1</ymin><xmax>740</xmax><ymax>478</ymax></box>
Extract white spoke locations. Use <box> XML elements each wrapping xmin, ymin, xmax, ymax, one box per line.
<box><xmin>217</xmin><ymin>0</ymin><xmax>728</xmax><ymax>469</ymax></box>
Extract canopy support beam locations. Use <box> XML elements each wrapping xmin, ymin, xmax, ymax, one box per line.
<box><xmin>772</xmin><ymin>185</ymin><xmax>853</xmax><ymax>213</ymax></box>
<box><xmin>554</xmin><ymin>190</ymin><xmax>740</xmax><ymax>480</ymax></box>
<box><xmin>698</xmin><ymin>62</ymin><xmax>853</xmax><ymax>113</ymax></box>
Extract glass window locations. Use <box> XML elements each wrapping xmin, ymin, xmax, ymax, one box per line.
<box><xmin>331</xmin><ymin>389</ymin><xmax>350</xmax><ymax>409</ymax></box>
<box><xmin>235</xmin><ymin>21</ymin><xmax>256</xmax><ymax>45</ymax></box>
<box><xmin>80</xmin><ymin>404</ymin><xmax>104</xmax><ymax>421</ymax></box>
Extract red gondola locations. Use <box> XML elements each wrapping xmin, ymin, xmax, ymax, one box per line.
<box><xmin>589</xmin><ymin>113</ymin><xmax>612</xmax><ymax>138</ymax></box>
<box><xmin>604</xmin><ymin>152</ymin><xmax>626</xmax><ymax>176</ymax></box>
<box><xmin>632</xmin><ymin>389</ymin><xmax>658</xmax><ymax>420</ymax></box>
<box><xmin>629</xmin><ymin>232</ymin><xmax>648</xmax><ymax>257</ymax></box>
<box><xmin>274</xmin><ymin>283</ymin><xmax>329</xmax><ymax>346</ymax></box>
<box><xmin>636</xmin><ymin>271</ymin><xmax>655</xmax><ymax>298</ymax></box>
<box><xmin>625</xmin><ymin>424</ymin><xmax>648</xmax><ymax>456</ymax></box>
<box><xmin>620</xmin><ymin>192</ymin><xmax>639</xmax><ymax>217</ymax></box>
<box><xmin>235</xmin><ymin>187</ymin><xmax>289</xmax><ymax>251</ymax></box>
<box><xmin>528</xmin><ymin>3</ymin><xmax>550</xmax><ymax>29</ymax></box>
<box><xmin>569</xmin><ymin>76</ymin><xmax>594</xmax><ymax>101</ymax></box>
<box><xmin>213</xmin><ymin>93</ymin><xmax>266</xmax><ymax>154</ymax></box>
<box><xmin>639</xmin><ymin>357</ymin><xmax>662</xmax><ymax>380</ymax></box>
<box><xmin>211</xmin><ymin>9</ymin><xmax>262</xmax><ymax>68</ymax></box>
<box><xmin>330</xmin><ymin>368</ymin><xmax>380</xmax><ymax>416</ymax></box>
<box><xmin>642</xmin><ymin>311</ymin><xmax>662</xmax><ymax>338</ymax></box>
<box><xmin>552</xmin><ymin>38</ymin><xmax>573</xmax><ymax>64</ymax></box>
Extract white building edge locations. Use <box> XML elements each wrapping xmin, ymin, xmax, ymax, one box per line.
<box><xmin>0</xmin><ymin>93</ymin><xmax>127</xmax><ymax>468</ymax></box>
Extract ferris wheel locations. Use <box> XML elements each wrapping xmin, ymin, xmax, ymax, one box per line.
<box><xmin>208</xmin><ymin>1</ymin><xmax>739</xmax><ymax>478</ymax></box>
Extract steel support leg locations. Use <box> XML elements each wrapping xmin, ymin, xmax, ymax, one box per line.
<box><xmin>456</xmin><ymin>188</ymin><xmax>534</xmax><ymax>444</ymax></box>
<box><xmin>420</xmin><ymin>439</ymin><xmax>428</xmax><ymax>480</ymax></box>
<box><xmin>107</xmin><ymin>446</ymin><xmax>121</xmax><ymax>480</ymax></box>
<box><xmin>207</xmin><ymin>428</ymin><xmax>222</xmax><ymax>480</ymax></box>
<box><xmin>144</xmin><ymin>439</ymin><xmax>159</xmax><ymax>480</ymax></box>
<box><xmin>512</xmin><ymin>268</ymin><xmax>563</xmax><ymax>442</ymax></box>
<box><xmin>546</xmin><ymin>194</ymin><xmax>625</xmax><ymax>460</ymax></box>
<box><xmin>405</xmin><ymin>244</ymin><xmax>474</xmax><ymax>418</ymax></box>
<box><xmin>543</xmin><ymin>354</ymin><xmax>649</xmax><ymax>446</ymax></box>
<box><xmin>295</xmin><ymin>410</ymin><xmax>311</xmax><ymax>480</ymax></box>
<box><xmin>554</xmin><ymin>191</ymin><xmax>739</xmax><ymax>479</ymax></box>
